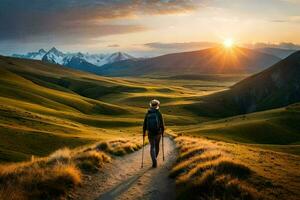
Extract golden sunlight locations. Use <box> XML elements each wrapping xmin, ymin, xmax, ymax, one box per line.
<box><xmin>223</xmin><ymin>38</ymin><xmax>234</xmax><ymax>48</ymax></box>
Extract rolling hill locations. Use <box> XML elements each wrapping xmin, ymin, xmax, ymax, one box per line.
<box><xmin>1</xmin><ymin>55</ymin><xmax>222</xmax><ymax>162</ymax></box>
<box><xmin>98</xmin><ymin>46</ymin><xmax>281</xmax><ymax>76</ymax></box>
<box><xmin>0</xmin><ymin>56</ymin><xmax>147</xmax><ymax>162</ymax></box>
<box><xmin>0</xmin><ymin>52</ymin><xmax>299</xmax><ymax>163</ymax></box>
<box><xmin>12</xmin><ymin>47</ymin><xmax>135</xmax><ymax>74</ymax></box>
<box><xmin>256</xmin><ymin>47</ymin><xmax>296</xmax><ymax>59</ymax></box>
<box><xmin>176</xmin><ymin>103</ymin><xmax>300</xmax><ymax>150</ymax></box>
<box><xmin>185</xmin><ymin>50</ymin><xmax>300</xmax><ymax>117</ymax></box>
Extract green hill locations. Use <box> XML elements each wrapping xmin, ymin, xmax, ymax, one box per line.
<box><xmin>174</xmin><ymin>103</ymin><xmax>300</xmax><ymax>154</ymax></box>
<box><xmin>1</xmin><ymin>54</ymin><xmax>299</xmax><ymax>162</ymax></box>
<box><xmin>185</xmin><ymin>50</ymin><xmax>300</xmax><ymax>117</ymax></box>
<box><xmin>1</xmin><ymin>56</ymin><xmax>228</xmax><ymax>162</ymax></box>
<box><xmin>0</xmin><ymin>56</ymin><xmax>142</xmax><ymax>161</ymax></box>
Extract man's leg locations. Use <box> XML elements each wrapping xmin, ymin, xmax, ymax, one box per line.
<box><xmin>155</xmin><ymin>134</ymin><xmax>161</xmax><ymax>158</ymax></box>
<box><xmin>148</xmin><ymin>135</ymin><xmax>157</xmax><ymax>167</ymax></box>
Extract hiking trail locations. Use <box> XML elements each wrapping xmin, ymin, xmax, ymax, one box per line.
<box><xmin>70</xmin><ymin>136</ymin><xmax>177</xmax><ymax>200</ymax></box>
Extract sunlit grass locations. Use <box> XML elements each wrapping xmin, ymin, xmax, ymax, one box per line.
<box><xmin>0</xmin><ymin>136</ymin><xmax>143</xmax><ymax>200</ymax></box>
<box><xmin>171</xmin><ymin>136</ymin><xmax>300</xmax><ymax>200</ymax></box>
<box><xmin>0</xmin><ymin>56</ymin><xmax>238</xmax><ymax>163</ymax></box>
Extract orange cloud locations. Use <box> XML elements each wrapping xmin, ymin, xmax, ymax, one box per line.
<box><xmin>0</xmin><ymin>0</ymin><xmax>199</xmax><ymax>42</ymax></box>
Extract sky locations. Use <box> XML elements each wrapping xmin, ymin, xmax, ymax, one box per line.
<box><xmin>0</xmin><ymin>0</ymin><xmax>300</xmax><ymax>56</ymax></box>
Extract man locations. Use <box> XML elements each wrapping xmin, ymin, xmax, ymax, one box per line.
<box><xmin>143</xmin><ymin>99</ymin><xmax>165</xmax><ymax>168</ymax></box>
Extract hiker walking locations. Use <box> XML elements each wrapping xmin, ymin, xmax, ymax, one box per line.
<box><xmin>143</xmin><ymin>99</ymin><xmax>165</xmax><ymax>168</ymax></box>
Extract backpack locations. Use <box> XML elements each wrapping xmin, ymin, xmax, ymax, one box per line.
<box><xmin>147</xmin><ymin>111</ymin><xmax>160</xmax><ymax>134</ymax></box>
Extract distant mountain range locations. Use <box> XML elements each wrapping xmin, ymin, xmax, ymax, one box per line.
<box><xmin>98</xmin><ymin>47</ymin><xmax>281</xmax><ymax>76</ymax></box>
<box><xmin>12</xmin><ymin>47</ymin><xmax>135</xmax><ymax>73</ymax></box>
<box><xmin>256</xmin><ymin>47</ymin><xmax>297</xmax><ymax>59</ymax></box>
<box><xmin>12</xmin><ymin>46</ymin><xmax>298</xmax><ymax>76</ymax></box>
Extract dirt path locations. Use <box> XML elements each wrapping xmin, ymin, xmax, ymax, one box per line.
<box><xmin>70</xmin><ymin>136</ymin><xmax>177</xmax><ymax>200</ymax></box>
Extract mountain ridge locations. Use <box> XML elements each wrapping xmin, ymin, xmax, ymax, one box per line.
<box><xmin>256</xmin><ymin>47</ymin><xmax>297</xmax><ymax>59</ymax></box>
<box><xmin>11</xmin><ymin>46</ymin><xmax>285</xmax><ymax>76</ymax></box>
<box><xmin>98</xmin><ymin>46</ymin><xmax>281</xmax><ymax>76</ymax></box>
<box><xmin>12</xmin><ymin>47</ymin><xmax>135</xmax><ymax>70</ymax></box>
<box><xmin>185</xmin><ymin>50</ymin><xmax>300</xmax><ymax>117</ymax></box>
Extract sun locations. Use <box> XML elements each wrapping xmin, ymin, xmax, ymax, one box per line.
<box><xmin>223</xmin><ymin>38</ymin><xmax>234</xmax><ymax>48</ymax></box>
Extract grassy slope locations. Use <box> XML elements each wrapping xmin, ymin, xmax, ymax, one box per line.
<box><xmin>172</xmin><ymin>136</ymin><xmax>300</xmax><ymax>200</ymax></box>
<box><xmin>173</xmin><ymin>103</ymin><xmax>300</xmax><ymax>154</ymax></box>
<box><xmin>0</xmin><ymin>137</ymin><xmax>143</xmax><ymax>200</ymax></box>
<box><xmin>1</xmin><ymin>55</ymin><xmax>300</xmax><ymax>162</ymax></box>
<box><xmin>0</xmin><ymin>56</ymin><xmax>235</xmax><ymax>162</ymax></box>
<box><xmin>184</xmin><ymin>51</ymin><xmax>300</xmax><ymax>118</ymax></box>
<box><xmin>0</xmin><ymin>57</ymin><xmax>140</xmax><ymax>161</ymax></box>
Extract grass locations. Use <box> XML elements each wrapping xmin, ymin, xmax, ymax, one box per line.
<box><xmin>0</xmin><ymin>163</ymin><xmax>81</xmax><ymax>200</ymax></box>
<box><xmin>0</xmin><ymin>154</ymin><xmax>82</xmax><ymax>200</ymax></box>
<box><xmin>95</xmin><ymin>137</ymin><xmax>144</xmax><ymax>156</ymax></box>
<box><xmin>171</xmin><ymin>136</ymin><xmax>300</xmax><ymax>200</ymax></box>
<box><xmin>1</xmin><ymin>55</ymin><xmax>300</xmax><ymax>199</ymax></box>
<box><xmin>75</xmin><ymin>150</ymin><xmax>110</xmax><ymax>173</ymax></box>
<box><xmin>172</xmin><ymin>103</ymin><xmax>300</xmax><ymax>154</ymax></box>
<box><xmin>0</xmin><ymin>56</ymin><xmax>234</xmax><ymax>163</ymax></box>
<box><xmin>0</xmin><ymin>136</ymin><xmax>143</xmax><ymax>200</ymax></box>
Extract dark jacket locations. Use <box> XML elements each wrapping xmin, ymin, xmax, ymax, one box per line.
<box><xmin>143</xmin><ymin>108</ymin><xmax>165</xmax><ymax>135</ymax></box>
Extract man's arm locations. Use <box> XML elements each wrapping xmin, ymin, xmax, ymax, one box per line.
<box><xmin>143</xmin><ymin>113</ymin><xmax>147</xmax><ymax>137</ymax></box>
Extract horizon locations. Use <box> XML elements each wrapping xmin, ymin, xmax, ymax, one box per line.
<box><xmin>6</xmin><ymin>43</ymin><xmax>300</xmax><ymax>58</ymax></box>
<box><xmin>1</xmin><ymin>0</ymin><xmax>300</xmax><ymax>57</ymax></box>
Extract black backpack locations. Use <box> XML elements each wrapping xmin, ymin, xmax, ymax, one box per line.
<box><xmin>147</xmin><ymin>111</ymin><xmax>160</xmax><ymax>134</ymax></box>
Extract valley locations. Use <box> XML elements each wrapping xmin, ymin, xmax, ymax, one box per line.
<box><xmin>1</xmin><ymin>1</ymin><xmax>300</xmax><ymax>199</ymax></box>
<box><xmin>0</xmin><ymin>51</ymin><xmax>299</xmax><ymax>200</ymax></box>
<box><xmin>1</xmin><ymin>51</ymin><xmax>300</xmax><ymax>161</ymax></box>
<box><xmin>0</xmin><ymin>55</ymin><xmax>240</xmax><ymax>162</ymax></box>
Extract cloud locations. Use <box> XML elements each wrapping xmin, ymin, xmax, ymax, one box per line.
<box><xmin>270</xmin><ymin>15</ymin><xmax>300</xmax><ymax>23</ymax></box>
<box><xmin>144</xmin><ymin>42</ymin><xmax>217</xmax><ymax>50</ymax></box>
<box><xmin>0</xmin><ymin>0</ymin><xmax>199</xmax><ymax>43</ymax></box>
<box><xmin>280</xmin><ymin>0</ymin><xmax>300</xmax><ymax>4</ymax></box>
<box><xmin>107</xmin><ymin>44</ymin><xmax>120</xmax><ymax>48</ymax></box>
<box><xmin>0</xmin><ymin>23</ymin><xmax>147</xmax><ymax>43</ymax></box>
<box><xmin>246</xmin><ymin>42</ymin><xmax>300</xmax><ymax>50</ymax></box>
<box><xmin>270</xmin><ymin>19</ymin><xmax>289</xmax><ymax>23</ymax></box>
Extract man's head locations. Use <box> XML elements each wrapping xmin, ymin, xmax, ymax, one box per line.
<box><xmin>149</xmin><ymin>99</ymin><xmax>160</xmax><ymax>110</ymax></box>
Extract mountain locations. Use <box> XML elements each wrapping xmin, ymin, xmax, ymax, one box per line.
<box><xmin>12</xmin><ymin>48</ymin><xmax>135</xmax><ymax>71</ymax></box>
<box><xmin>42</xmin><ymin>47</ymin><xmax>65</xmax><ymax>65</ymax></box>
<box><xmin>98</xmin><ymin>46</ymin><xmax>281</xmax><ymax>76</ymax></box>
<box><xmin>13</xmin><ymin>49</ymin><xmax>47</xmax><ymax>60</ymax></box>
<box><xmin>63</xmin><ymin>53</ymin><xmax>102</xmax><ymax>74</ymax></box>
<box><xmin>83</xmin><ymin>52</ymin><xmax>134</xmax><ymax>66</ymax></box>
<box><xmin>186</xmin><ymin>51</ymin><xmax>300</xmax><ymax>117</ymax></box>
<box><xmin>230</xmin><ymin>50</ymin><xmax>300</xmax><ymax>112</ymax></box>
<box><xmin>256</xmin><ymin>47</ymin><xmax>297</xmax><ymax>59</ymax></box>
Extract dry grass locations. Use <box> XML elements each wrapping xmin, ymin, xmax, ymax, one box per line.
<box><xmin>172</xmin><ymin>136</ymin><xmax>262</xmax><ymax>200</ymax></box>
<box><xmin>74</xmin><ymin>150</ymin><xmax>110</xmax><ymax>173</ymax></box>
<box><xmin>96</xmin><ymin>137</ymin><xmax>143</xmax><ymax>156</ymax></box>
<box><xmin>172</xmin><ymin>136</ymin><xmax>300</xmax><ymax>200</ymax></box>
<box><xmin>0</xmin><ymin>137</ymin><xmax>142</xmax><ymax>200</ymax></box>
<box><xmin>0</xmin><ymin>161</ymin><xmax>81</xmax><ymax>200</ymax></box>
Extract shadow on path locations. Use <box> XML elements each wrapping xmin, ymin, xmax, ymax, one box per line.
<box><xmin>96</xmin><ymin>167</ymin><xmax>152</xmax><ymax>200</ymax></box>
<box><xmin>73</xmin><ymin>137</ymin><xmax>176</xmax><ymax>200</ymax></box>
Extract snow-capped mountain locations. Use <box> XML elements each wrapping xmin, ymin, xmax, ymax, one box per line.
<box><xmin>42</xmin><ymin>47</ymin><xmax>65</xmax><ymax>65</ymax></box>
<box><xmin>13</xmin><ymin>49</ymin><xmax>47</xmax><ymax>60</ymax></box>
<box><xmin>96</xmin><ymin>52</ymin><xmax>135</xmax><ymax>66</ymax></box>
<box><xmin>12</xmin><ymin>47</ymin><xmax>135</xmax><ymax>68</ymax></box>
<box><xmin>65</xmin><ymin>51</ymin><xmax>135</xmax><ymax>66</ymax></box>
